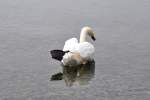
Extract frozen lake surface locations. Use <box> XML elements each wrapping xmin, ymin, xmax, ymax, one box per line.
<box><xmin>0</xmin><ymin>0</ymin><xmax>150</xmax><ymax>100</ymax></box>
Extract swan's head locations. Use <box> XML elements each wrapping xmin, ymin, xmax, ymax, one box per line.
<box><xmin>81</xmin><ymin>26</ymin><xmax>96</xmax><ymax>41</ymax></box>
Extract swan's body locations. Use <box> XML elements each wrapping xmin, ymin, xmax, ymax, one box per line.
<box><xmin>62</xmin><ymin>27</ymin><xmax>95</xmax><ymax>66</ymax></box>
<box><xmin>50</xmin><ymin>26</ymin><xmax>96</xmax><ymax>66</ymax></box>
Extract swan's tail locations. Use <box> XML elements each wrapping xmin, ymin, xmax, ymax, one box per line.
<box><xmin>49</xmin><ymin>50</ymin><xmax>69</xmax><ymax>61</ymax></box>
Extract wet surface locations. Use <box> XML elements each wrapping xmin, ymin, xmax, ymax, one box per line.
<box><xmin>0</xmin><ymin>0</ymin><xmax>150</xmax><ymax>100</ymax></box>
<box><xmin>50</xmin><ymin>60</ymin><xmax>95</xmax><ymax>87</ymax></box>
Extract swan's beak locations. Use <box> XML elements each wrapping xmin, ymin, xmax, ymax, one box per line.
<box><xmin>91</xmin><ymin>36</ymin><xmax>96</xmax><ymax>41</ymax></box>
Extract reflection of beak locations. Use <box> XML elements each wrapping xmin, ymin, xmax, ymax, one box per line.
<box><xmin>91</xmin><ymin>36</ymin><xmax>96</xmax><ymax>41</ymax></box>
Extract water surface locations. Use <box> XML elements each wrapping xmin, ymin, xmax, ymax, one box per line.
<box><xmin>0</xmin><ymin>0</ymin><xmax>150</xmax><ymax>100</ymax></box>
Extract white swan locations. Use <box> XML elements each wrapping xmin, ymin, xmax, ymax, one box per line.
<box><xmin>50</xmin><ymin>26</ymin><xmax>96</xmax><ymax>66</ymax></box>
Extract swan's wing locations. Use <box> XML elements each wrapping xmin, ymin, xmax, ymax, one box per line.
<box><xmin>63</xmin><ymin>38</ymin><xmax>78</xmax><ymax>52</ymax></box>
<box><xmin>77</xmin><ymin>42</ymin><xmax>95</xmax><ymax>59</ymax></box>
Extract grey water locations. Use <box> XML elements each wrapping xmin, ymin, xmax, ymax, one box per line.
<box><xmin>0</xmin><ymin>0</ymin><xmax>150</xmax><ymax>100</ymax></box>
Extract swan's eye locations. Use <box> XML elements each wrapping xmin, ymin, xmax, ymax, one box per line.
<box><xmin>91</xmin><ymin>36</ymin><xmax>96</xmax><ymax>41</ymax></box>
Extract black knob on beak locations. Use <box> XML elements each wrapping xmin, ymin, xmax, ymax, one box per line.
<box><xmin>91</xmin><ymin>36</ymin><xmax>96</xmax><ymax>41</ymax></box>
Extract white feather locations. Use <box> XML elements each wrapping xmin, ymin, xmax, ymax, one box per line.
<box><xmin>77</xmin><ymin>42</ymin><xmax>95</xmax><ymax>60</ymax></box>
<box><xmin>62</xmin><ymin>27</ymin><xmax>95</xmax><ymax>66</ymax></box>
<box><xmin>63</xmin><ymin>38</ymin><xmax>78</xmax><ymax>52</ymax></box>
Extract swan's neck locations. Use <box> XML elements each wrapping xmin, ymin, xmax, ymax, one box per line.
<box><xmin>80</xmin><ymin>31</ymin><xmax>88</xmax><ymax>43</ymax></box>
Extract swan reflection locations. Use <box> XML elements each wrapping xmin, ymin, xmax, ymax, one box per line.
<box><xmin>51</xmin><ymin>60</ymin><xmax>95</xmax><ymax>87</ymax></box>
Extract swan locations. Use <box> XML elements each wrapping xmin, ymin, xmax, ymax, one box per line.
<box><xmin>50</xmin><ymin>26</ymin><xmax>96</xmax><ymax>66</ymax></box>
